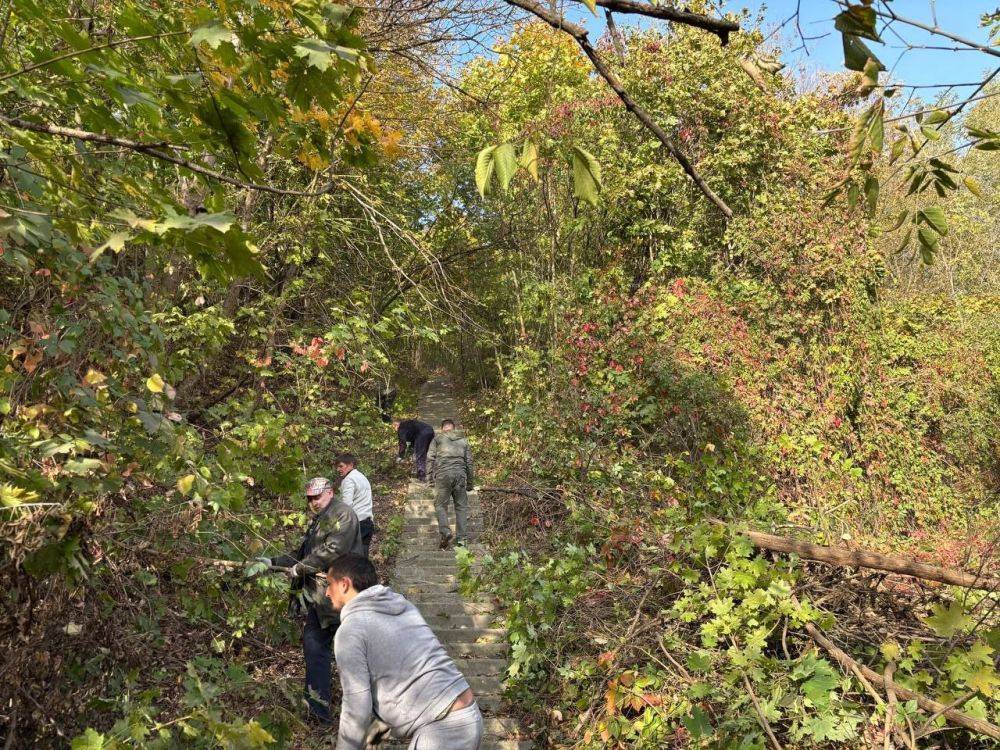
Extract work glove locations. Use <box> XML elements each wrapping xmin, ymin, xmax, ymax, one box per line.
<box><xmin>363</xmin><ymin>718</ymin><xmax>391</xmax><ymax>749</ymax></box>
<box><xmin>254</xmin><ymin>556</ymin><xmax>272</xmax><ymax>568</ymax></box>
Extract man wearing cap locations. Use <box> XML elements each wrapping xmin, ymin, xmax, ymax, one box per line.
<box><xmin>263</xmin><ymin>476</ymin><xmax>365</xmax><ymax>725</ymax></box>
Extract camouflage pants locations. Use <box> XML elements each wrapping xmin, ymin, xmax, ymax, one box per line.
<box><xmin>434</xmin><ymin>471</ymin><xmax>469</xmax><ymax>543</ymax></box>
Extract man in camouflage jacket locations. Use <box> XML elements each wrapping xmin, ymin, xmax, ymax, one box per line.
<box><xmin>427</xmin><ymin>419</ymin><xmax>475</xmax><ymax>549</ymax></box>
<box><xmin>267</xmin><ymin>476</ymin><xmax>365</xmax><ymax>724</ymax></box>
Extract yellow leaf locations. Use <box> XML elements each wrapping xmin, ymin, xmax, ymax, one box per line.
<box><xmin>177</xmin><ymin>474</ymin><xmax>196</xmax><ymax>495</ymax></box>
<box><xmin>146</xmin><ymin>373</ymin><xmax>165</xmax><ymax>393</ymax></box>
<box><xmin>880</xmin><ymin>641</ymin><xmax>900</xmax><ymax>662</ymax></box>
<box><xmin>968</xmin><ymin>666</ymin><xmax>999</xmax><ymax>697</ymax></box>
<box><xmin>83</xmin><ymin>369</ymin><xmax>106</xmax><ymax>386</ymax></box>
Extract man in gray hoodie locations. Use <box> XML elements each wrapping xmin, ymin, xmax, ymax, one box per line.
<box><xmin>426</xmin><ymin>418</ymin><xmax>475</xmax><ymax>550</ymax></box>
<box><xmin>325</xmin><ymin>555</ymin><xmax>483</xmax><ymax>750</ymax></box>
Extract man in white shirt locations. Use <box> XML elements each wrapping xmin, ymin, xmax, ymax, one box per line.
<box><xmin>336</xmin><ymin>453</ymin><xmax>374</xmax><ymax>556</ymax></box>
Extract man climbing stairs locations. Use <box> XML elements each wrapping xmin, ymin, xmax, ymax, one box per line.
<box><xmin>391</xmin><ymin>377</ymin><xmax>531</xmax><ymax>750</ymax></box>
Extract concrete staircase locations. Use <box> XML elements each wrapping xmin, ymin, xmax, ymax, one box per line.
<box><xmin>390</xmin><ymin>378</ymin><xmax>531</xmax><ymax>750</ymax></box>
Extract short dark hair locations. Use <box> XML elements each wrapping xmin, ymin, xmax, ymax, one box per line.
<box><xmin>336</xmin><ymin>453</ymin><xmax>357</xmax><ymax>467</ymax></box>
<box><xmin>441</xmin><ymin>419</ymin><xmax>455</xmax><ymax>428</ymax></box>
<box><xmin>327</xmin><ymin>555</ymin><xmax>378</xmax><ymax>591</ymax></box>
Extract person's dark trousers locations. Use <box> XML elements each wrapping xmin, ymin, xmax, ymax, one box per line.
<box><xmin>414</xmin><ymin>430</ymin><xmax>434</xmax><ymax>479</ymax></box>
<box><xmin>359</xmin><ymin>518</ymin><xmax>375</xmax><ymax>558</ymax></box>
<box><xmin>302</xmin><ymin>607</ymin><xmax>336</xmax><ymax>724</ymax></box>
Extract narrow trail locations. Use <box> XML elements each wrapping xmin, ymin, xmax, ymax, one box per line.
<box><xmin>389</xmin><ymin>377</ymin><xmax>531</xmax><ymax>750</ymax></box>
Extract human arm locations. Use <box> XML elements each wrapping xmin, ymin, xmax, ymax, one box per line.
<box><xmin>335</xmin><ymin>629</ymin><xmax>374</xmax><ymax>750</ymax></box>
<box><xmin>297</xmin><ymin>506</ymin><xmax>359</xmax><ymax>574</ymax></box>
<box><xmin>340</xmin><ymin>474</ymin><xmax>356</xmax><ymax>510</ymax></box>
<box><xmin>427</xmin><ymin>436</ymin><xmax>438</xmax><ymax>481</ymax></box>
<box><xmin>464</xmin><ymin>441</ymin><xmax>475</xmax><ymax>488</ymax></box>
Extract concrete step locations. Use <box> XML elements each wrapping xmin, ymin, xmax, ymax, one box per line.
<box><xmin>396</xmin><ymin>569</ymin><xmax>458</xmax><ymax>588</ymax></box>
<box><xmin>444</xmin><ymin>641</ymin><xmax>510</xmax><ymax>659</ymax></box>
<box><xmin>453</xmin><ymin>658</ymin><xmax>509</xmax><ymax>676</ymax></box>
<box><xmin>413</xmin><ymin>600</ymin><xmax>500</xmax><ymax>616</ymax></box>
<box><xmin>435</xmin><ymin>628</ymin><xmax>507</xmax><ymax>644</ymax></box>
<box><xmin>425</xmin><ymin>612</ymin><xmax>500</xmax><ymax>629</ymax></box>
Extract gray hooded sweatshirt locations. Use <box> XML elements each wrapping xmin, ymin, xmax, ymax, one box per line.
<box><xmin>334</xmin><ymin>585</ymin><xmax>470</xmax><ymax>749</ymax></box>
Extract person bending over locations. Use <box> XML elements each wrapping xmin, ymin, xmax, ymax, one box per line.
<box><xmin>325</xmin><ymin>554</ymin><xmax>483</xmax><ymax>750</ymax></box>
<box><xmin>392</xmin><ymin>418</ymin><xmax>435</xmax><ymax>481</ymax></box>
<box><xmin>260</xmin><ymin>477</ymin><xmax>365</xmax><ymax>725</ymax></box>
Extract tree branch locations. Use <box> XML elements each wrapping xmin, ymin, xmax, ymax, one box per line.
<box><xmin>589</xmin><ymin>0</ymin><xmax>738</xmax><ymax>45</ymax></box>
<box><xmin>503</xmin><ymin>0</ymin><xmax>734</xmax><ymax>219</ymax></box>
<box><xmin>0</xmin><ymin>116</ymin><xmax>339</xmax><ymax>197</ymax></box>
<box><xmin>861</xmin><ymin>2</ymin><xmax>1000</xmax><ymax>60</ymax></box>
<box><xmin>0</xmin><ymin>31</ymin><xmax>188</xmax><ymax>82</ymax></box>
<box><xmin>741</xmin><ymin>527</ymin><xmax>999</xmax><ymax>590</ymax></box>
<box><xmin>797</xmin><ymin>597</ymin><xmax>1000</xmax><ymax>741</ymax></box>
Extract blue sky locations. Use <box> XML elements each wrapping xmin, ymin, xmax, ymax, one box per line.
<box><xmin>720</xmin><ymin>1</ymin><xmax>997</xmax><ymax>88</ymax></box>
<box><xmin>562</xmin><ymin>1</ymin><xmax>997</xmax><ymax>91</ymax></box>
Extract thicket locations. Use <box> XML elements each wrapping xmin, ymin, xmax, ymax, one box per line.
<box><xmin>451</xmin><ymin>22</ymin><xmax>999</xmax><ymax>750</ymax></box>
<box><xmin>1</xmin><ymin>0</ymin><xmax>998</xmax><ymax>747</ymax></box>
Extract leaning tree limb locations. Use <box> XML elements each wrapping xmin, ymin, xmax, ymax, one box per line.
<box><xmin>588</xmin><ymin>0</ymin><xmax>738</xmax><ymax>45</ymax></box>
<box><xmin>503</xmin><ymin>0</ymin><xmax>734</xmax><ymax>219</ymax></box>
<box><xmin>739</xmin><ymin>528</ymin><xmax>999</xmax><ymax>591</ymax></box>
<box><xmin>0</xmin><ymin>116</ymin><xmax>339</xmax><ymax>197</ymax></box>
<box><xmin>793</xmin><ymin>595</ymin><xmax>1000</xmax><ymax>741</ymax></box>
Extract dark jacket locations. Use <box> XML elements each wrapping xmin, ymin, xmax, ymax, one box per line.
<box><xmin>396</xmin><ymin>419</ymin><xmax>434</xmax><ymax>458</ymax></box>
<box><xmin>427</xmin><ymin>431</ymin><xmax>474</xmax><ymax>485</ymax></box>
<box><xmin>279</xmin><ymin>500</ymin><xmax>365</xmax><ymax>627</ymax></box>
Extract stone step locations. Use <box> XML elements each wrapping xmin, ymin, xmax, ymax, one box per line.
<box><xmin>425</xmin><ymin>612</ymin><xmax>500</xmax><ymax>629</ymax></box>
<box><xmin>444</xmin><ymin>641</ymin><xmax>509</xmax><ymax>659</ymax></box>
<box><xmin>413</xmin><ymin>600</ymin><xmax>500</xmax><ymax>616</ymax></box>
<box><xmin>395</xmin><ymin>572</ymin><xmax>461</xmax><ymax>585</ymax></box>
<box><xmin>435</xmin><ymin>628</ymin><xmax>507</xmax><ymax>644</ymax></box>
<box><xmin>453</xmin><ymin>658</ymin><xmax>509</xmax><ymax>676</ymax></box>
<box><xmin>466</xmin><ymin>674</ymin><xmax>508</xmax><ymax>695</ymax></box>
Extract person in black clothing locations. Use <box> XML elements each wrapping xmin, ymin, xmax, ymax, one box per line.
<box><xmin>392</xmin><ymin>418</ymin><xmax>435</xmax><ymax>481</ymax></box>
<box><xmin>259</xmin><ymin>476</ymin><xmax>365</xmax><ymax>725</ymax></box>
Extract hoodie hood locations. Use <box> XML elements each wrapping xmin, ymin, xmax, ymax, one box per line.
<box><xmin>340</xmin><ymin>584</ymin><xmax>408</xmax><ymax>620</ymax></box>
<box><xmin>442</xmin><ymin>430</ymin><xmax>466</xmax><ymax>441</ymax></box>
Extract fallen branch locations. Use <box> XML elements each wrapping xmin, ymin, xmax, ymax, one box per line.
<box><xmin>740</xmin><ymin>670</ymin><xmax>784</xmax><ymax>750</ymax></box>
<box><xmin>736</xmin><ymin>526</ymin><xmax>999</xmax><ymax>591</ymax></box>
<box><xmin>797</xmin><ymin>600</ymin><xmax>1000</xmax><ymax>741</ymax></box>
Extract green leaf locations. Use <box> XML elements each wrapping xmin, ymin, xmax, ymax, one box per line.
<box><xmin>64</xmin><ymin>458</ymin><xmax>103</xmax><ymax>475</ymax></box>
<box><xmin>294</xmin><ymin>39</ymin><xmax>359</xmax><ymax>71</ymax></box>
<box><xmin>71</xmin><ymin>728</ymin><xmax>106</xmax><ymax>750</ymax></box>
<box><xmin>963</xmin><ymin>176</ymin><xmax>983</xmax><ymax>198</ymax></box>
<box><xmin>521</xmin><ymin>140</ymin><xmax>539</xmax><ymax>181</ymax></box>
<box><xmin>887</xmin><ymin>210</ymin><xmax>908</xmax><ymax>231</ymax></box>
<box><xmin>864</xmin><ymin>176</ymin><xmax>879</xmax><ymax>214</ymax></box>
<box><xmin>918</xmin><ymin>206</ymin><xmax>948</xmax><ymax>236</ymax></box>
<box><xmin>682</xmin><ymin>705</ymin><xmax>712</xmax><ymax>739</ymax></box>
<box><xmin>190</xmin><ymin>23</ymin><xmax>235</xmax><ymax>50</ymax></box>
<box><xmin>493</xmin><ymin>143</ymin><xmax>517</xmax><ymax>191</ymax></box>
<box><xmin>475</xmin><ymin>145</ymin><xmax>497</xmax><ymax>197</ymax></box>
<box><xmin>801</xmin><ymin>659</ymin><xmax>839</xmax><ymax>706</ymax></box>
<box><xmin>920</xmin><ymin>125</ymin><xmax>941</xmax><ymax>141</ymax></box>
<box><xmin>834</xmin><ymin>6</ymin><xmax>880</xmax><ymax>42</ymax></box>
<box><xmin>924</xmin><ymin>109</ymin><xmax>951</xmax><ymax>126</ymax></box>
<box><xmin>842</xmin><ymin>35</ymin><xmax>884</xmax><ymax>72</ymax></box>
<box><xmin>90</xmin><ymin>232</ymin><xmax>130</xmax><ymax>263</ymax></box>
<box><xmin>923</xmin><ymin>601</ymin><xmax>969</xmax><ymax>637</ymax></box>
<box><xmin>571</xmin><ymin>145</ymin><xmax>602</xmax><ymax>206</ymax></box>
